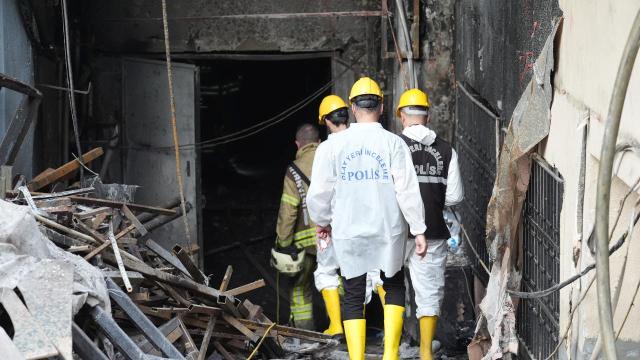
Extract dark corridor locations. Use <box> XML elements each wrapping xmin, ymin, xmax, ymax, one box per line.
<box><xmin>198</xmin><ymin>57</ymin><xmax>331</xmax><ymax>324</ymax></box>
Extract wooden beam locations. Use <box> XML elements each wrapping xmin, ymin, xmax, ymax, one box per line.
<box><xmin>213</xmin><ymin>341</ymin><xmax>235</xmax><ymax>360</ymax></box>
<box><xmin>222</xmin><ymin>280</ymin><xmax>265</xmax><ymax>297</ymax></box>
<box><xmin>219</xmin><ymin>266</ymin><xmax>233</xmax><ymax>292</ymax></box>
<box><xmin>27</xmin><ymin>147</ymin><xmax>104</xmax><ymax>191</ymax></box>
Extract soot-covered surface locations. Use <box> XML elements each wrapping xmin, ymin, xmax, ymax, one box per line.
<box><xmin>199</xmin><ymin>57</ymin><xmax>331</xmax><ymax>325</ymax></box>
<box><xmin>455</xmin><ymin>0</ymin><xmax>561</xmax><ymax>124</ymax></box>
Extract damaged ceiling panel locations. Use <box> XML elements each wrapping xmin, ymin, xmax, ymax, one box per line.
<box><xmin>85</xmin><ymin>0</ymin><xmax>381</xmax><ymax>53</ymax></box>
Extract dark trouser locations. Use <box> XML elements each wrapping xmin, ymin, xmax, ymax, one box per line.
<box><xmin>288</xmin><ymin>254</ymin><xmax>316</xmax><ymax>330</ymax></box>
<box><xmin>342</xmin><ymin>268</ymin><xmax>406</xmax><ymax>320</ymax></box>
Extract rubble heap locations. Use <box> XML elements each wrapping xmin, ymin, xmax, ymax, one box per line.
<box><xmin>0</xmin><ymin>148</ymin><xmax>336</xmax><ymax>360</ymax></box>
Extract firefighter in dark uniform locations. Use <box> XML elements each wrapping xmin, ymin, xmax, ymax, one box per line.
<box><xmin>271</xmin><ymin>124</ymin><xmax>320</xmax><ymax>330</ymax></box>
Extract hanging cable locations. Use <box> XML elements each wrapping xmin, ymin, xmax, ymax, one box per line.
<box><xmin>594</xmin><ymin>9</ymin><xmax>640</xmax><ymax>360</ymax></box>
<box><xmin>387</xmin><ymin>13</ymin><xmax>409</xmax><ymax>91</ymax></box>
<box><xmin>161</xmin><ymin>0</ymin><xmax>194</xmax><ymax>256</ymax></box>
<box><xmin>246</xmin><ymin>322</ymin><xmax>277</xmax><ymax>360</ymax></box>
<box><xmin>393</xmin><ymin>0</ymin><xmax>417</xmax><ymax>88</ymax></box>
<box><xmin>61</xmin><ymin>0</ymin><xmax>84</xmax><ymax>181</ymax></box>
<box><xmin>123</xmin><ymin>54</ymin><xmax>360</xmax><ymax>152</ymax></box>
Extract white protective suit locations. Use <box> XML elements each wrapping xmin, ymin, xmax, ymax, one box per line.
<box><xmin>307</xmin><ymin>122</ymin><xmax>426</xmax><ymax>280</ymax></box>
<box><xmin>402</xmin><ymin>125</ymin><xmax>464</xmax><ymax>317</ymax></box>
<box><xmin>313</xmin><ymin>133</ymin><xmax>386</xmax><ymax>304</ymax></box>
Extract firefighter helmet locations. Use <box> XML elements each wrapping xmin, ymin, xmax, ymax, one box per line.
<box><xmin>270</xmin><ymin>247</ymin><xmax>306</xmax><ymax>276</ymax></box>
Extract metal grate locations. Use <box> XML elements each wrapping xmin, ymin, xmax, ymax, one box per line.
<box><xmin>517</xmin><ymin>155</ymin><xmax>563</xmax><ymax>360</ymax></box>
<box><xmin>454</xmin><ymin>83</ymin><xmax>500</xmax><ymax>282</ymax></box>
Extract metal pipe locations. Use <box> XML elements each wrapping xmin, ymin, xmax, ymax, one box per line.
<box><xmin>72</xmin><ymin>322</ymin><xmax>109</xmax><ymax>360</ymax></box>
<box><xmin>142</xmin><ymin>202</ymin><xmax>192</xmax><ymax>233</ymax></box>
<box><xmin>89</xmin><ymin>306</ymin><xmax>168</xmax><ymax>360</ymax></box>
<box><xmin>394</xmin><ymin>0</ymin><xmax>417</xmax><ymax>88</ymax></box>
<box><xmin>0</xmin><ymin>73</ymin><xmax>42</xmax><ymax>97</ymax></box>
<box><xmin>105</xmin><ymin>278</ymin><xmax>186</xmax><ymax>359</ymax></box>
<box><xmin>571</xmin><ymin>109</ymin><xmax>589</xmax><ymax>359</ymax></box>
<box><xmin>172</xmin><ymin>244</ymin><xmax>207</xmax><ymax>284</ymax></box>
<box><xmin>137</xmin><ymin>197</ymin><xmax>181</xmax><ymax>224</ymax></box>
<box><xmin>594</xmin><ymin>9</ymin><xmax>640</xmax><ymax>360</ymax></box>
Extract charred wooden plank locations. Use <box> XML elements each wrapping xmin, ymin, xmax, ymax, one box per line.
<box><xmin>27</xmin><ymin>148</ymin><xmax>104</xmax><ymax>191</ymax></box>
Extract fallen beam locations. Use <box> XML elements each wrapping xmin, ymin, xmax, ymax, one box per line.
<box><xmin>105</xmin><ymin>278</ymin><xmax>185</xmax><ymax>360</ymax></box>
<box><xmin>0</xmin><ymin>72</ymin><xmax>42</xmax><ymax>97</ymax></box>
<box><xmin>223</xmin><ymin>280</ymin><xmax>266</xmax><ymax>297</ymax></box>
<box><xmin>27</xmin><ymin>147</ymin><xmax>104</xmax><ymax>191</ymax></box>
<box><xmin>70</xmin><ymin>195</ymin><xmax>176</xmax><ymax>216</ymax></box>
<box><xmin>173</xmin><ymin>244</ymin><xmax>206</xmax><ymax>284</ymax></box>
<box><xmin>72</xmin><ymin>323</ymin><xmax>109</xmax><ymax>360</ymax></box>
<box><xmin>101</xmin><ymin>251</ymin><xmax>226</xmax><ymax>302</ymax></box>
<box><xmin>89</xmin><ymin>306</ymin><xmax>168</xmax><ymax>360</ymax></box>
<box><xmin>145</xmin><ymin>239</ymin><xmax>192</xmax><ymax>277</ymax></box>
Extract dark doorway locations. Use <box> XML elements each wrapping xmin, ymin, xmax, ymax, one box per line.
<box><xmin>199</xmin><ymin>57</ymin><xmax>331</xmax><ymax>325</ymax></box>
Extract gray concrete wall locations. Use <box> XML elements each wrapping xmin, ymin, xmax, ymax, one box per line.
<box><xmin>544</xmin><ymin>1</ymin><xmax>640</xmax><ymax>357</ymax></box>
<box><xmin>0</xmin><ymin>0</ymin><xmax>35</xmax><ymax>178</ymax></box>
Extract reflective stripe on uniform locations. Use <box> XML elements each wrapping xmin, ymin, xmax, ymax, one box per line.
<box><xmin>291</xmin><ymin>304</ymin><xmax>313</xmax><ymax>320</ymax></box>
<box><xmin>294</xmin><ymin>228</ymin><xmax>315</xmax><ymax>240</ymax></box>
<box><xmin>293</xmin><ymin>228</ymin><xmax>316</xmax><ymax>248</ymax></box>
<box><xmin>291</xmin><ymin>285</ymin><xmax>313</xmax><ymax>320</ymax></box>
<box><xmin>416</xmin><ymin>175</ymin><xmax>447</xmax><ymax>184</ymax></box>
<box><xmin>281</xmin><ymin>193</ymin><xmax>300</xmax><ymax>206</ymax></box>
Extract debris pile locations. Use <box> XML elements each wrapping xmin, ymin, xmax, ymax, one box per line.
<box><xmin>0</xmin><ymin>148</ymin><xmax>335</xmax><ymax>360</ymax></box>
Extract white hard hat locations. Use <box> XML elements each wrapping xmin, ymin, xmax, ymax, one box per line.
<box><xmin>270</xmin><ymin>247</ymin><xmax>306</xmax><ymax>276</ymax></box>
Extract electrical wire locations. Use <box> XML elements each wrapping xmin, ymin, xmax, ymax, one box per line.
<box><xmin>61</xmin><ymin>0</ymin><xmax>84</xmax><ymax>181</ymax></box>
<box><xmin>590</xmin><ymin>205</ymin><xmax>637</xmax><ymax>360</ymax></box>
<box><xmin>393</xmin><ymin>0</ymin><xmax>416</xmax><ymax>88</ymax></box>
<box><xmin>71</xmin><ymin>153</ymin><xmax>99</xmax><ymax>177</ymax></box>
<box><xmin>161</xmin><ymin>0</ymin><xmax>194</xmax><ymax>256</ymax></box>
<box><xmin>615</xmin><ymin>275</ymin><xmax>640</xmax><ymax>341</ymax></box>
<box><xmin>450</xmin><ymin>208</ymin><xmax>491</xmax><ymax>275</ymax></box>
<box><xmin>387</xmin><ymin>12</ymin><xmax>409</xmax><ymax>91</ymax></box>
<box><xmin>543</xmin><ymin>202</ymin><xmax>639</xmax><ymax>359</ymax></box>
<box><xmin>246</xmin><ymin>322</ymin><xmax>277</xmax><ymax>360</ymax></box>
<box><xmin>509</xmin><ymin>201</ymin><xmax>640</xmax><ymax>299</ymax></box>
<box><xmin>123</xmin><ymin>59</ymin><xmax>356</xmax><ymax>152</ymax></box>
<box><xmin>543</xmin><ymin>275</ymin><xmax>596</xmax><ymax>360</ymax></box>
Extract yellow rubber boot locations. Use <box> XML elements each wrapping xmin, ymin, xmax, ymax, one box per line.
<box><xmin>377</xmin><ymin>285</ymin><xmax>386</xmax><ymax>305</ymax></box>
<box><xmin>419</xmin><ymin>316</ymin><xmax>438</xmax><ymax>360</ymax></box>
<box><xmin>382</xmin><ymin>305</ymin><xmax>404</xmax><ymax>360</ymax></box>
<box><xmin>343</xmin><ymin>319</ymin><xmax>366</xmax><ymax>360</ymax></box>
<box><xmin>321</xmin><ymin>288</ymin><xmax>343</xmax><ymax>336</ymax></box>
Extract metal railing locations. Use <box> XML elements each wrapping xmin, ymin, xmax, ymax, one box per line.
<box><xmin>454</xmin><ymin>82</ymin><xmax>500</xmax><ymax>282</ymax></box>
<box><xmin>517</xmin><ymin>155</ymin><xmax>563</xmax><ymax>360</ymax></box>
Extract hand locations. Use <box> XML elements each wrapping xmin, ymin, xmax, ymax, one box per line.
<box><xmin>316</xmin><ymin>225</ymin><xmax>332</xmax><ymax>252</ymax></box>
<box><xmin>414</xmin><ymin>234</ymin><xmax>427</xmax><ymax>259</ymax></box>
<box><xmin>316</xmin><ymin>224</ymin><xmax>332</xmax><ymax>239</ymax></box>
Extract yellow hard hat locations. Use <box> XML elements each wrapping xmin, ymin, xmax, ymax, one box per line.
<box><xmin>396</xmin><ymin>88</ymin><xmax>430</xmax><ymax>117</ymax></box>
<box><xmin>318</xmin><ymin>95</ymin><xmax>348</xmax><ymax>124</ymax></box>
<box><xmin>349</xmin><ymin>77</ymin><xmax>383</xmax><ymax>102</ymax></box>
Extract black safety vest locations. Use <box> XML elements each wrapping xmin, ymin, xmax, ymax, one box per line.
<box><xmin>400</xmin><ymin>134</ymin><xmax>452</xmax><ymax>240</ymax></box>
